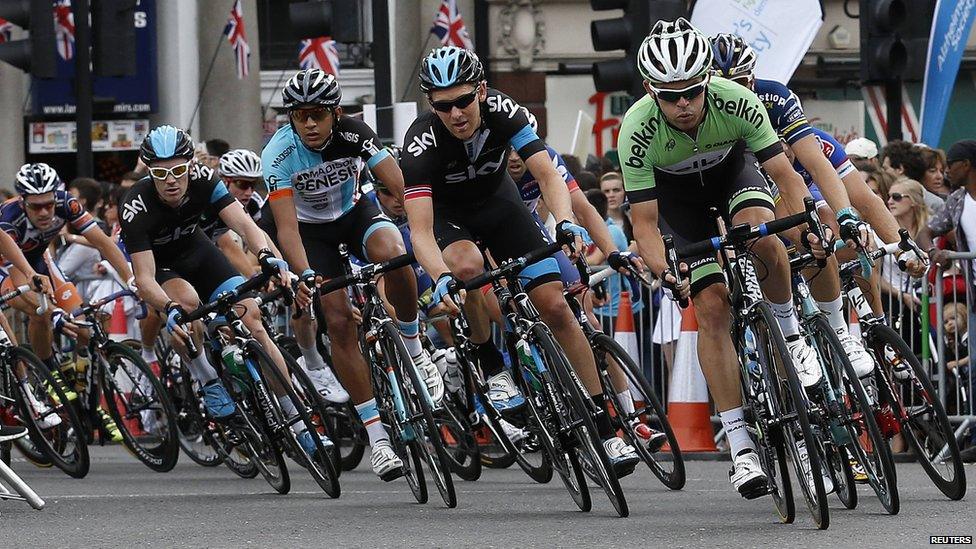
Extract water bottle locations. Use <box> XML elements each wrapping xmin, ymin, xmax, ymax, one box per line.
<box><xmin>221</xmin><ymin>344</ymin><xmax>244</xmax><ymax>377</ymax></box>
<box><xmin>515</xmin><ymin>338</ymin><xmax>543</xmax><ymax>391</ymax></box>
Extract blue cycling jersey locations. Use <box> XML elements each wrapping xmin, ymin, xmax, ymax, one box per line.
<box><xmin>516</xmin><ymin>145</ymin><xmax>579</xmax><ymax>212</ymax></box>
<box><xmin>791</xmin><ymin>128</ymin><xmax>856</xmax><ymax>186</ymax></box>
<box><xmin>263</xmin><ymin>117</ymin><xmax>390</xmax><ymax>223</ymax></box>
<box><xmin>753</xmin><ymin>78</ymin><xmax>815</xmax><ymax>146</ymax></box>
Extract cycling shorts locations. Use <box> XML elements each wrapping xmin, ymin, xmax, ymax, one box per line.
<box><xmin>298</xmin><ymin>198</ymin><xmax>399</xmax><ymax>280</ymax></box>
<box><xmin>657</xmin><ymin>152</ymin><xmax>774</xmax><ymax>297</ymax></box>
<box><xmin>155</xmin><ymin>232</ymin><xmax>244</xmax><ymax>303</ymax></box>
<box><xmin>433</xmin><ymin>178</ymin><xmax>560</xmax><ymax>292</ymax></box>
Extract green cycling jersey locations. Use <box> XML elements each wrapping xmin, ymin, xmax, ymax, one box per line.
<box><xmin>618</xmin><ymin>76</ymin><xmax>782</xmax><ymax>202</ymax></box>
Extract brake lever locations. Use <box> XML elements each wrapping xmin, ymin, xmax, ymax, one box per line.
<box><xmin>662</xmin><ymin>234</ymin><xmax>688</xmax><ymax>308</ymax></box>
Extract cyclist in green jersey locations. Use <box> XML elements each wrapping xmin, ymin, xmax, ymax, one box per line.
<box><xmin>618</xmin><ymin>19</ymin><xmax>829</xmax><ymax>499</ymax></box>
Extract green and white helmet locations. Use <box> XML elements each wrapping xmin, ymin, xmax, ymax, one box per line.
<box><xmin>637</xmin><ymin>18</ymin><xmax>713</xmax><ymax>85</ymax></box>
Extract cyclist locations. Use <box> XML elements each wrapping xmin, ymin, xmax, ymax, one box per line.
<box><xmin>401</xmin><ymin>46</ymin><xmax>640</xmax><ymax>472</ymax></box>
<box><xmin>710</xmin><ymin>33</ymin><xmax>926</xmax><ymax>370</ymax></box>
<box><xmin>120</xmin><ymin>125</ymin><xmax>333</xmax><ymax>461</ymax></box>
<box><xmin>209</xmin><ymin>148</ymin><xmax>349</xmax><ymax>403</ymax></box>
<box><xmin>263</xmin><ymin>68</ymin><xmax>440</xmax><ymax>481</ymax></box>
<box><xmin>618</xmin><ymin>19</ymin><xmax>826</xmax><ymax>497</ymax></box>
<box><xmin>1</xmin><ymin>164</ymin><xmax>133</xmax><ymax>417</ymax></box>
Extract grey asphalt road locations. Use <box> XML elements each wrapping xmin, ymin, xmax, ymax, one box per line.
<box><xmin>2</xmin><ymin>446</ymin><xmax>972</xmax><ymax>548</ymax></box>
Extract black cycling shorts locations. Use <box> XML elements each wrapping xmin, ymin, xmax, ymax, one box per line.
<box><xmin>657</xmin><ymin>152</ymin><xmax>774</xmax><ymax>297</ymax></box>
<box><xmin>433</xmin><ymin>176</ymin><xmax>560</xmax><ymax>292</ymax></box>
<box><xmin>155</xmin><ymin>232</ymin><xmax>244</xmax><ymax>303</ymax></box>
<box><xmin>298</xmin><ymin>198</ymin><xmax>399</xmax><ymax>279</ymax></box>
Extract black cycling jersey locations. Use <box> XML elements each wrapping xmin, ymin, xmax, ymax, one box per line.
<box><xmin>200</xmin><ymin>193</ymin><xmax>265</xmax><ymax>241</ymax></box>
<box><xmin>401</xmin><ymin>88</ymin><xmax>547</xmax><ymax>206</ymax></box>
<box><xmin>119</xmin><ymin>163</ymin><xmax>236</xmax><ymax>260</ymax></box>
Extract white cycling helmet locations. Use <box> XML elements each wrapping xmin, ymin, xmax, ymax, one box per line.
<box><xmin>637</xmin><ymin>18</ymin><xmax>713</xmax><ymax>85</ymax></box>
<box><xmin>15</xmin><ymin>163</ymin><xmax>62</xmax><ymax>196</ymax></box>
<box><xmin>219</xmin><ymin>149</ymin><xmax>262</xmax><ymax>179</ymax></box>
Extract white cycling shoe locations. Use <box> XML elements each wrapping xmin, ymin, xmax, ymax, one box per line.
<box><xmin>371</xmin><ymin>440</ymin><xmax>405</xmax><ymax>482</ymax></box>
<box><xmin>414</xmin><ymin>351</ymin><xmax>445</xmax><ymax>405</ymax></box>
<box><xmin>299</xmin><ymin>358</ymin><xmax>350</xmax><ymax>404</ymax></box>
<box><xmin>25</xmin><ymin>387</ymin><xmax>61</xmax><ymax>430</ymax></box>
<box><xmin>730</xmin><ymin>450</ymin><xmax>768</xmax><ymax>499</ymax></box>
<box><xmin>838</xmin><ymin>331</ymin><xmax>875</xmax><ymax>378</ymax></box>
<box><xmin>787</xmin><ymin>337</ymin><xmax>822</xmax><ymax>388</ymax></box>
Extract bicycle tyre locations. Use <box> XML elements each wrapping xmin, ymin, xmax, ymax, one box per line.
<box><xmin>10</xmin><ymin>346</ymin><xmax>90</xmax><ymax>478</ymax></box>
<box><xmin>379</xmin><ymin>322</ymin><xmax>456</xmax><ymax>508</ymax></box>
<box><xmin>591</xmin><ymin>332</ymin><xmax>685</xmax><ymax>490</ymax></box>
<box><xmin>867</xmin><ymin>323</ymin><xmax>966</xmax><ymax>501</ymax></box>
<box><xmin>531</xmin><ymin>323</ymin><xmax>627</xmax><ymax>518</ymax></box>
<box><xmin>752</xmin><ymin>304</ymin><xmax>828</xmax><ymax>529</ymax></box>
<box><xmin>810</xmin><ymin>316</ymin><xmax>898</xmax><ymax>514</ymax></box>
<box><xmin>438</xmin><ymin>391</ymin><xmax>482</xmax><ymax>481</ymax></box>
<box><xmin>99</xmin><ymin>342</ymin><xmax>179</xmax><ymax>472</ymax></box>
<box><xmin>282</xmin><ymin>349</ymin><xmax>344</xmax><ymax>478</ymax></box>
<box><xmin>245</xmin><ymin>340</ymin><xmax>340</xmax><ymax>498</ymax></box>
<box><xmin>157</xmin><ymin>344</ymin><xmax>223</xmax><ymax>468</ymax></box>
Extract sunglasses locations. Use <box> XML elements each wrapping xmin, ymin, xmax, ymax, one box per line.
<box><xmin>290</xmin><ymin>107</ymin><xmax>331</xmax><ymax>123</ymax></box>
<box><xmin>430</xmin><ymin>88</ymin><xmax>479</xmax><ymax>113</ymax></box>
<box><xmin>149</xmin><ymin>162</ymin><xmax>191</xmax><ymax>181</ymax></box>
<box><xmin>24</xmin><ymin>200</ymin><xmax>56</xmax><ymax>211</ymax></box>
<box><xmin>651</xmin><ymin>77</ymin><xmax>709</xmax><ymax>103</ymax></box>
<box><xmin>889</xmin><ymin>192</ymin><xmax>909</xmax><ymax>202</ymax></box>
<box><xmin>230</xmin><ymin>179</ymin><xmax>258</xmax><ymax>190</ymax></box>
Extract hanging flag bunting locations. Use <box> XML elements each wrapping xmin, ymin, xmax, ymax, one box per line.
<box><xmin>223</xmin><ymin>0</ymin><xmax>251</xmax><ymax>79</ymax></box>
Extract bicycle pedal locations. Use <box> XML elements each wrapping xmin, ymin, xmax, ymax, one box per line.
<box><xmin>738</xmin><ymin>477</ymin><xmax>771</xmax><ymax>500</ymax></box>
<box><xmin>379</xmin><ymin>465</ymin><xmax>405</xmax><ymax>482</ymax></box>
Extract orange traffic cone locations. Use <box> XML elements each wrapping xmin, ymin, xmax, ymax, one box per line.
<box><xmin>613</xmin><ymin>291</ymin><xmax>639</xmax><ymax>363</ymax></box>
<box><xmin>108</xmin><ymin>297</ymin><xmax>128</xmax><ymax>341</ymax></box>
<box><xmin>667</xmin><ymin>302</ymin><xmax>717</xmax><ymax>452</ymax></box>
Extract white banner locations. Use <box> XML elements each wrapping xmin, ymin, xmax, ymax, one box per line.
<box><xmin>28</xmin><ymin>120</ymin><xmax>149</xmax><ymax>154</ymax></box>
<box><xmin>691</xmin><ymin>0</ymin><xmax>823</xmax><ymax>83</ymax></box>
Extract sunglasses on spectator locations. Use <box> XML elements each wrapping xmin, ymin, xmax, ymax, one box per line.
<box><xmin>889</xmin><ymin>192</ymin><xmax>909</xmax><ymax>202</ymax></box>
<box><xmin>24</xmin><ymin>200</ymin><xmax>56</xmax><ymax>211</ymax></box>
<box><xmin>650</xmin><ymin>76</ymin><xmax>709</xmax><ymax>103</ymax></box>
<box><xmin>430</xmin><ymin>88</ymin><xmax>479</xmax><ymax>113</ymax></box>
<box><xmin>149</xmin><ymin>162</ymin><xmax>191</xmax><ymax>181</ymax></box>
<box><xmin>290</xmin><ymin>107</ymin><xmax>332</xmax><ymax>123</ymax></box>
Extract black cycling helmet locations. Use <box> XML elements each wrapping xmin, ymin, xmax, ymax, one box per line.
<box><xmin>282</xmin><ymin>68</ymin><xmax>342</xmax><ymax>110</ymax></box>
<box><xmin>710</xmin><ymin>33</ymin><xmax>758</xmax><ymax>81</ymax></box>
<box><xmin>15</xmin><ymin>163</ymin><xmax>62</xmax><ymax>196</ymax></box>
<box><xmin>418</xmin><ymin>46</ymin><xmax>485</xmax><ymax>93</ymax></box>
<box><xmin>140</xmin><ymin>125</ymin><xmax>194</xmax><ymax>164</ymax></box>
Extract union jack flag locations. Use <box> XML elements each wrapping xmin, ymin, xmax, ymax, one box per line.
<box><xmin>431</xmin><ymin>0</ymin><xmax>473</xmax><ymax>49</ymax></box>
<box><xmin>223</xmin><ymin>0</ymin><xmax>250</xmax><ymax>78</ymax></box>
<box><xmin>54</xmin><ymin>0</ymin><xmax>74</xmax><ymax>61</ymax></box>
<box><xmin>298</xmin><ymin>37</ymin><xmax>340</xmax><ymax>76</ymax></box>
<box><xmin>0</xmin><ymin>17</ymin><xmax>12</xmax><ymax>44</ymax></box>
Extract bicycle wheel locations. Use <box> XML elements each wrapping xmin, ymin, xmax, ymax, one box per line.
<box><xmin>10</xmin><ymin>346</ymin><xmax>89</xmax><ymax>478</ymax></box>
<box><xmin>810</xmin><ymin>316</ymin><xmax>898</xmax><ymax>514</ymax></box>
<box><xmin>234</xmin><ymin>402</ymin><xmax>291</xmax><ymax>493</ymax></box>
<box><xmin>162</xmin><ymin>354</ymin><xmax>222</xmax><ymax>467</ymax></box>
<box><xmin>378</xmin><ymin>322</ymin><xmax>456</xmax><ymax>508</ymax></box>
<box><xmin>531</xmin><ymin>323</ymin><xmax>627</xmax><ymax>518</ymax></box>
<box><xmin>245</xmin><ymin>340</ymin><xmax>340</xmax><ymax>498</ymax></box>
<box><xmin>210</xmin><ymin>421</ymin><xmax>258</xmax><ymax>478</ymax></box>
<box><xmin>591</xmin><ymin>333</ymin><xmax>685</xmax><ymax>490</ymax></box>
<box><xmin>827</xmin><ymin>444</ymin><xmax>857</xmax><ymax>510</ymax></box>
<box><xmin>438</xmin><ymin>390</ymin><xmax>482</xmax><ymax>481</ymax></box>
<box><xmin>752</xmin><ymin>304</ymin><xmax>828</xmax><ymax>529</ymax></box>
<box><xmin>867</xmin><ymin>323</ymin><xmax>966</xmax><ymax>501</ymax></box>
<box><xmin>99</xmin><ymin>342</ymin><xmax>179</xmax><ymax>472</ymax></box>
<box><xmin>283</xmin><ymin>350</ymin><xmax>344</xmax><ymax>478</ymax></box>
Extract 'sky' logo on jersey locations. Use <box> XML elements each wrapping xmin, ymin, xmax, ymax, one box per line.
<box><xmin>121</xmin><ymin>195</ymin><xmax>147</xmax><ymax>223</ymax></box>
<box><xmin>407</xmin><ymin>127</ymin><xmax>437</xmax><ymax>157</ymax></box>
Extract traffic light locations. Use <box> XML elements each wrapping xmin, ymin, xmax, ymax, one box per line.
<box><xmin>289</xmin><ymin>0</ymin><xmax>362</xmax><ymax>43</ymax></box>
<box><xmin>590</xmin><ymin>0</ymin><xmax>686</xmax><ymax>96</ymax></box>
<box><xmin>92</xmin><ymin>0</ymin><xmax>138</xmax><ymax>77</ymax></box>
<box><xmin>0</xmin><ymin>0</ymin><xmax>57</xmax><ymax>78</ymax></box>
<box><xmin>859</xmin><ymin>0</ymin><xmax>908</xmax><ymax>83</ymax></box>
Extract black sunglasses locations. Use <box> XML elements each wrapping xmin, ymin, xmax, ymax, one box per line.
<box><xmin>889</xmin><ymin>192</ymin><xmax>908</xmax><ymax>202</ymax></box>
<box><xmin>430</xmin><ymin>88</ymin><xmax>479</xmax><ymax>113</ymax></box>
<box><xmin>652</xmin><ymin>79</ymin><xmax>708</xmax><ymax>103</ymax></box>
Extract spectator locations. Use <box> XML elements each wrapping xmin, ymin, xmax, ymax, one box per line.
<box><xmin>881</xmin><ymin>178</ymin><xmax>929</xmax><ymax>351</ymax></box>
<box><xmin>599</xmin><ymin>172</ymin><xmax>633</xmax><ymax>241</ymax></box>
<box><xmin>918</xmin><ymin>146</ymin><xmax>950</xmax><ymax>197</ymax></box>
<box><xmin>862</xmin><ymin>165</ymin><xmax>898</xmax><ymax>203</ymax></box>
<box><xmin>575</xmin><ymin>170</ymin><xmax>598</xmax><ymax>192</ymax></box>
<box><xmin>119</xmin><ymin>170</ymin><xmax>141</xmax><ymax>189</ymax></box>
<box><xmin>562</xmin><ymin>154</ymin><xmax>583</xmax><ymax>179</ymax></box>
<box><xmin>944</xmin><ymin>301</ymin><xmax>969</xmax><ymax>373</ymax></box>
<box><xmin>845</xmin><ymin>137</ymin><xmax>880</xmax><ymax>172</ymax></box>
<box><xmin>0</xmin><ymin>188</ymin><xmax>12</xmax><ymax>200</ymax></box>
<box><xmin>67</xmin><ymin>177</ymin><xmax>104</xmax><ymax>214</ymax></box>
<box><xmin>584</xmin><ymin>189</ymin><xmax>642</xmax><ymax>331</ymax></box>
<box><xmin>205</xmin><ymin>138</ymin><xmax>230</xmax><ymax>159</ymax></box>
<box><xmin>881</xmin><ymin>140</ymin><xmax>927</xmax><ymax>181</ymax></box>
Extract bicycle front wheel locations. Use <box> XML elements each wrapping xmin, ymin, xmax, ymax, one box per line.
<box><xmin>591</xmin><ymin>332</ymin><xmax>685</xmax><ymax>490</ymax></box>
<box><xmin>867</xmin><ymin>323</ymin><xmax>966</xmax><ymax>501</ymax></box>
<box><xmin>99</xmin><ymin>342</ymin><xmax>179</xmax><ymax>472</ymax></box>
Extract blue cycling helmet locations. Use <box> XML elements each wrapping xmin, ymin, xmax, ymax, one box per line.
<box><xmin>140</xmin><ymin>125</ymin><xmax>194</xmax><ymax>164</ymax></box>
<box><xmin>710</xmin><ymin>33</ymin><xmax>757</xmax><ymax>80</ymax></box>
<box><xmin>418</xmin><ymin>46</ymin><xmax>484</xmax><ymax>93</ymax></box>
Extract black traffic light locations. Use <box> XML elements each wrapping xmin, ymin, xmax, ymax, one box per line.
<box><xmin>289</xmin><ymin>0</ymin><xmax>362</xmax><ymax>43</ymax></box>
<box><xmin>590</xmin><ymin>0</ymin><xmax>686</xmax><ymax>96</ymax></box>
<box><xmin>0</xmin><ymin>0</ymin><xmax>57</xmax><ymax>78</ymax></box>
<box><xmin>92</xmin><ymin>0</ymin><xmax>137</xmax><ymax>77</ymax></box>
<box><xmin>859</xmin><ymin>0</ymin><xmax>908</xmax><ymax>83</ymax></box>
